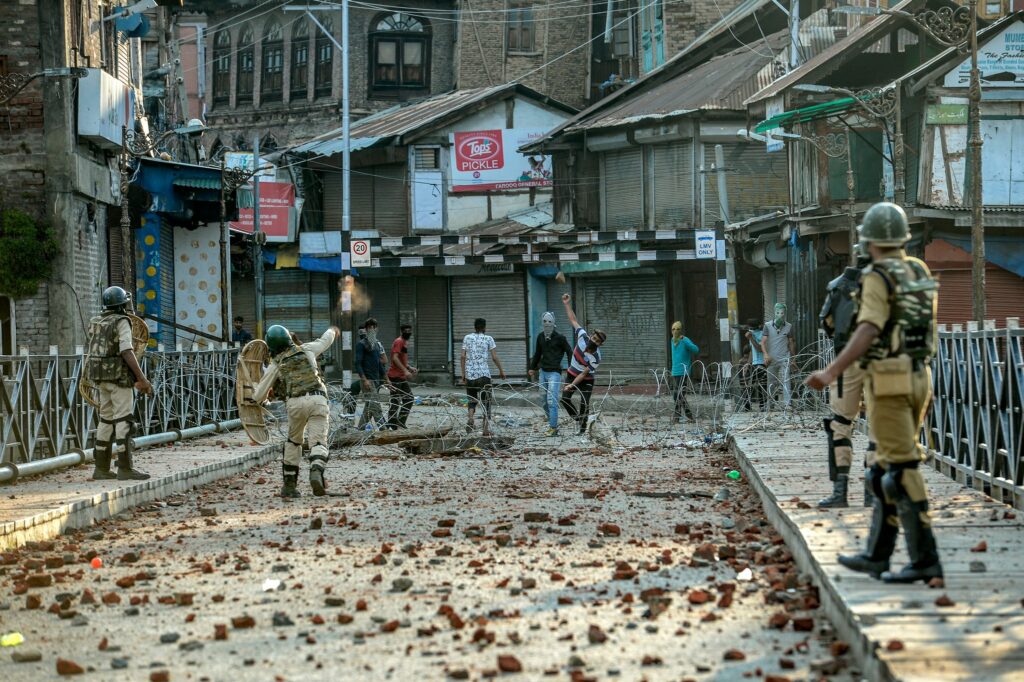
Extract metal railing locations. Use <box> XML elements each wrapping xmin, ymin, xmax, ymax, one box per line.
<box><xmin>1</xmin><ymin>346</ymin><xmax>240</xmax><ymax>465</ymax></box>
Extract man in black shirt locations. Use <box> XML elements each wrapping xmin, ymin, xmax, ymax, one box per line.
<box><xmin>355</xmin><ymin>318</ymin><xmax>388</xmax><ymax>429</ymax></box>
<box><xmin>527</xmin><ymin>311</ymin><xmax>572</xmax><ymax>436</ymax></box>
<box><xmin>232</xmin><ymin>316</ymin><xmax>253</xmax><ymax>346</ymax></box>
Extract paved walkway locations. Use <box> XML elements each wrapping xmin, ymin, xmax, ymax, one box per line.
<box><xmin>732</xmin><ymin>418</ymin><xmax>1024</xmax><ymax>682</ymax></box>
<box><xmin>0</xmin><ymin>431</ymin><xmax>279</xmax><ymax>550</ymax></box>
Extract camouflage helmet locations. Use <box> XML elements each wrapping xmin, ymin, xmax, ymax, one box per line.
<box><xmin>101</xmin><ymin>286</ymin><xmax>130</xmax><ymax>310</ymax></box>
<box><xmin>857</xmin><ymin>202</ymin><xmax>909</xmax><ymax>247</ymax></box>
<box><xmin>265</xmin><ymin>325</ymin><xmax>293</xmax><ymax>355</ymax></box>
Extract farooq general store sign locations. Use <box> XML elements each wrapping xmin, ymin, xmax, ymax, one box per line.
<box><xmin>450</xmin><ymin>129</ymin><xmax>552</xmax><ymax>192</ymax></box>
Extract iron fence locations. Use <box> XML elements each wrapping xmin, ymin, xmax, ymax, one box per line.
<box><xmin>0</xmin><ymin>347</ymin><xmax>240</xmax><ymax>465</ymax></box>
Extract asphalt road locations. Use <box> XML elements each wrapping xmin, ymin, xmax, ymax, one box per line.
<box><xmin>0</xmin><ymin>415</ymin><xmax>857</xmax><ymax>681</ymax></box>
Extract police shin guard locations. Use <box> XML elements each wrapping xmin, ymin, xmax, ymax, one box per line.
<box><xmin>281</xmin><ymin>464</ymin><xmax>300</xmax><ymax>499</ymax></box>
<box><xmin>116</xmin><ymin>423</ymin><xmax>150</xmax><ymax>481</ymax></box>
<box><xmin>837</xmin><ymin>465</ymin><xmax>896</xmax><ymax>578</ymax></box>
<box><xmin>91</xmin><ymin>441</ymin><xmax>117</xmax><ymax>480</ymax></box>
<box><xmin>823</xmin><ymin>418</ymin><xmax>837</xmax><ymax>482</ymax></box>
<box><xmin>864</xmin><ymin>443</ymin><xmax>878</xmax><ymax>507</ymax></box>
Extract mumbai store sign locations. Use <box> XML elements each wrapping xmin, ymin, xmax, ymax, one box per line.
<box><xmin>450</xmin><ymin>129</ymin><xmax>552</xmax><ymax>192</ymax></box>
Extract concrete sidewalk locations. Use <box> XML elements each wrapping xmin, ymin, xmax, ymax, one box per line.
<box><xmin>732</xmin><ymin>419</ymin><xmax>1024</xmax><ymax>682</ymax></box>
<box><xmin>0</xmin><ymin>431</ymin><xmax>280</xmax><ymax>551</ymax></box>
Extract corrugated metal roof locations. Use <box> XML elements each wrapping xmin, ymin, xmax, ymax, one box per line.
<box><xmin>293</xmin><ymin>84</ymin><xmax>575</xmax><ymax>158</ymax></box>
<box><xmin>743</xmin><ymin>0</ymin><xmax>918</xmax><ymax>105</ymax></box>
<box><xmin>566</xmin><ymin>31</ymin><xmax>789</xmax><ymax>132</ymax></box>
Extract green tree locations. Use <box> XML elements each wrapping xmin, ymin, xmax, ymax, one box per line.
<box><xmin>0</xmin><ymin>208</ymin><xmax>59</xmax><ymax>299</ymax></box>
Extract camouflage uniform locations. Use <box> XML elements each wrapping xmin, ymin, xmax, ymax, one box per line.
<box><xmin>255</xmin><ymin>328</ymin><xmax>336</xmax><ymax>496</ymax></box>
<box><xmin>840</xmin><ymin>251</ymin><xmax>943</xmax><ymax>584</ymax></box>
<box><xmin>86</xmin><ymin>312</ymin><xmax>137</xmax><ymax>479</ymax></box>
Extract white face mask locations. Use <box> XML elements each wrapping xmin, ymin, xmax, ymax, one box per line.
<box><xmin>366</xmin><ymin>329</ymin><xmax>378</xmax><ymax>344</ymax></box>
<box><xmin>542</xmin><ymin>320</ymin><xmax>555</xmax><ymax>337</ymax></box>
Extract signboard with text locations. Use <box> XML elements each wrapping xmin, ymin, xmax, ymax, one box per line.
<box><xmin>943</xmin><ymin>20</ymin><xmax>1024</xmax><ymax>88</ymax></box>
<box><xmin>228</xmin><ymin>181</ymin><xmax>295</xmax><ymax>242</ymax></box>
<box><xmin>351</xmin><ymin>239</ymin><xmax>371</xmax><ymax>267</ymax></box>
<box><xmin>450</xmin><ymin>129</ymin><xmax>553</xmax><ymax>192</ymax></box>
<box><xmin>695</xmin><ymin>230</ymin><xmax>716</xmax><ymax>259</ymax></box>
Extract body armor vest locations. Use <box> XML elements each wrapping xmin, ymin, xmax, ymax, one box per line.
<box><xmin>86</xmin><ymin>313</ymin><xmax>135</xmax><ymax>387</ymax></box>
<box><xmin>274</xmin><ymin>347</ymin><xmax>326</xmax><ymax>398</ymax></box>
<box><xmin>820</xmin><ymin>266</ymin><xmax>862</xmax><ymax>352</ymax></box>
<box><xmin>862</xmin><ymin>256</ymin><xmax>937</xmax><ymax>364</ymax></box>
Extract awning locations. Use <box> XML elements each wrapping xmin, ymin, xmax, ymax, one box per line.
<box><xmin>942</xmin><ymin>235</ymin><xmax>1024</xmax><ymax>279</ymax></box>
<box><xmin>755</xmin><ymin>97</ymin><xmax>858</xmax><ymax>133</ymax></box>
<box><xmin>172</xmin><ymin>177</ymin><xmax>221</xmax><ymax>190</ymax></box>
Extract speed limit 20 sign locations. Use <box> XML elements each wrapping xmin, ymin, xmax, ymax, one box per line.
<box><xmin>351</xmin><ymin>239</ymin><xmax>371</xmax><ymax>267</ymax></box>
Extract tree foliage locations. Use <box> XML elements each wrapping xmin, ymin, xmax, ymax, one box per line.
<box><xmin>0</xmin><ymin>208</ymin><xmax>59</xmax><ymax>299</ymax></box>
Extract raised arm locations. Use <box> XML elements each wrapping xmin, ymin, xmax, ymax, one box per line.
<box><xmin>562</xmin><ymin>293</ymin><xmax>580</xmax><ymax>329</ymax></box>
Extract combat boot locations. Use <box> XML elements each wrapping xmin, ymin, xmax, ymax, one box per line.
<box><xmin>882</xmin><ymin>497</ymin><xmax>943</xmax><ymax>584</ymax></box>
<box><xmin>309</xmin><ymin>467</ymin><xmax>326</xmax><ymax>497</ymax></box>
<box><xmin>91</xmin><ymin>445</ymin><xmax>117</xmax><ymax>480</ymax></box>
<box><xmin>817</xmin><ymin>473</ymin><xmax>849</xmax><ymax>508</ymax></box>
<box><xmin>281</xmin><ymin>464</ymin><xmax>300</xmax><ymax>498</ymax></box>
<box><xmin>837</xmin><ymin>553</ymin><xmax>889</xmax><ymax>578</ymax></box>
<box><xmin>116</xmin><ymin>441</ymin><xmax>150</xmax><ymax>481</ymax></box>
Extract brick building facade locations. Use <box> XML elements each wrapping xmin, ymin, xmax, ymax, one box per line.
<box><xmin>0</xmin><ymin>0</ymin><xmax>133</xmax><ymax>353</ymax></box>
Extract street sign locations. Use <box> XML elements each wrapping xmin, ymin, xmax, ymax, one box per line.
<box><xmin>351</xmin><ymin>239</ymin><xmax>371</xmax><ymax>267</ymax></box>
<box><xmin>695</xmin><ymin>230</ymin><xmax>716</xmax><ymax>259</ymax></box>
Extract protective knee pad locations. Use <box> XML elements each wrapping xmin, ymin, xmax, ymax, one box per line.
<box><xmin>865</xmin><ymin>464</ymin><xmax>887</xmax><ymax>500</ymax></box>
<box><xmin>881</xmin><ymin>468</ymin><xmax>907</xmax><ymax>503</ymax></box>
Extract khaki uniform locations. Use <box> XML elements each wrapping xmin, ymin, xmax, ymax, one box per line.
<box><xmin>87</xmin><ymin>316</ymin><xmax>136</xmax><ymax>448</ymax></box>
<box><xmin>828</xmin><ymin>363</ymin><xmax>866</xmax><ymax>468</ymax></box>
<box><xmin>255</xmin><ymin>329</ymin><xmax>336</xmax><ymax>472</ymax></box>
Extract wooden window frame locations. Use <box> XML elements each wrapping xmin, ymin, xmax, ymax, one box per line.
<box><xmin>506</xmin><ymin>4</ymin><xmax>536</xmax><ymax>54</ymax></box>
<box><xmin>261</xmin><ymin>22</ymin><xmax>284</xmax><ymax>103</ymax></box>
<box><xmin>291</xmin><ymin>23</ymin><xmax>309</xmax><ymax>99</ymax></box>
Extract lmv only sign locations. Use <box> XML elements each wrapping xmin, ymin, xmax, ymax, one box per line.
<box><xmin>695</xmin><ymin>230</ymin><xmax>716</xmax><ymax>259</ymax></box>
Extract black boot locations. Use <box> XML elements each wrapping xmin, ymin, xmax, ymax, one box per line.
<box><xmin>91</xmin><ymin>444</ymin><xmax>117</xmax><ymax>481</ymax></box>
<box><xmin>309</xmin><ymin>466</ymin><xmax>326</xmax><ymax>497</ymax></box>
<box><xmin>882</xmin><ymin>497</ymin><xmax>943</xmax><ymax>584</ymax></box>
<box><xmin>281</xmin><ymin>465</ymin><xmax>300</xmax><ymax>499</ymax></box>
<box><xmin>818</xmin><ymin>473</ymin><xmax>849</xmax><ymax>508</ymax></box>
<box><xmin>838</xmin><ymin>486</ymin><xmax>896</xmax><ymax>578</ymax></box>
<box><xmin>837</xmin><ymin>554</ymin><xmax>890</xmax><ymax>578</ymax></box>
<box><xmin>116</xmin><ymin>439</ymin><xmax>149</xmax><ymax>480</ymax></box>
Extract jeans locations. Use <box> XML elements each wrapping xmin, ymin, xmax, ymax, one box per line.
<box><xmin>387</xmin><ymin>379</ymin><xmax>413</xmax><ymax>429</ymax></box>
<box><xmin>767</xmin><ymin>361</ymin><xmax>792</xmax><ymax>407</ymax></box>
<box><xmin>539</xmin><ymin>370</ymin><xmax>562</xmax><ymax>428</ymax></box>
<box><xmin>357</xmin><ymin>379</ymin><xmax>385</xmax><ymax>428</ymax></box>
<box><xmin>670</xmin><ymin>374</ymin><xmax>693</xmax><ymax>420</ymax></box>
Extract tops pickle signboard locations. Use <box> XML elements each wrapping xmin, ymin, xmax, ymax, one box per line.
<box><xmin>450</xmin><ymin>129</ymin><xmax>552</xmax><ymax>192</ymax></box>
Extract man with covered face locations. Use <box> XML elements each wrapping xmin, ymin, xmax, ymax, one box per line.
<box><xmin>761</xmin><ymin>302</ymin><xmax>796</xmax><ymax>409</ymax></box>
<box><xmin>528</xmin><ymin>311</ymin><xmax>572</xmax><ymax>436</ymax></box>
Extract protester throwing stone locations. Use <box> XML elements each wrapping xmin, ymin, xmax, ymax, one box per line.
<box><xmin>560</xmin><ymin>293</ymin><xmax>606</xmax><ymax>436</ymax></box>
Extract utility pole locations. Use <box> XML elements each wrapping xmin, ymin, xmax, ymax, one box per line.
<box><xmin>967</xmin><ymin>0</ymin><xmax>985</xmax><ymax>323</ymax></box>
<box><xmin>253</xmin><ymin>135</ymin><xmax>264</xmax><ymax>339</ymax></box>
<box><xmin>789</xmin><ymin>0</ymin><xmax>800</xmax><ymax>70</ymax></box>
<box><xmin>715</xmin><ymin>144</ymin><xmax>739</xmax><ymax>367</ymax></box>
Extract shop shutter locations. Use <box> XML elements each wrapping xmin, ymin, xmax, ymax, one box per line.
<box><xmin>986</xmin><ymin>266</ymin><xmax>1024</xmax><ymax>325</ymax></box>
<box><xmin>264</xmin><ymin>270</ymin><xmax>332</xmax><ymax>347</ymax></box>
<box><xmin>933</xmin><ymin>269</ymin><xmax>972</xmax><ymax>328</ymax></box>
<box><xmin>323</xmin><ymin>169</ymin><xmax>373</xmax><ymax>231</ymax></box>
<box><xmin>603</xmin><ymin>148</ymin><xmax>643</xmax><ymax>230</ymax></box>
<box><xmin>705</xmin><ymin>143</ymin><xmax>788</xmax><ymax>224</ymax></box>
<box><xmin>414</xmin><ymin>276</ymin><xmax>449</xmax><ymax>372</ymax></box>
<box><xmin>373</xmin><ymin>164</ymin><xmax>408</xmax><ymax>235</ymax></box>
<box><xmin>159</xmin><ymin>222</ymin><xmax>176</xmax><ymax>347</ymax></box>
<box><xmin>231</xmin><ymin>275</ymin><xmax>256</xmax><ymax>342</ymax></box>
<box><xmin>581</xmin><ymin>275</ymin><xmax>666</xmax><ymax>380</ymax></box>
<box><xmin>108</xmin><ymin>221</ymin><xmax>124</xmax><ymax>288</ymax></box>
<box><xmin>451</xmin><ymin>275</ymin><xmax>528</xmax><ymax>377</ymax></box>
<box><xmin>361</xmin><ymin>278</ymin><xmax>399</xmax><ymax>341</ymax></box>
<box><xmin>652</xmin><ymin>141</ymin><xmax>693</xmax><ymax>228</ymax></box>
<box><xmin>322</xmin><ymin>171</ymin><xmax>342</xmax><ymax>230</ymax></box>
<box><xmin>545</xmin><ymin>283</ymin><xmax>573</xmax><ymax>351</ymax></box>
<box><xmin>774</xmin><ymin>264</ymin><xmax>787</xmax><ymax>310</ymax></box>
<box><xmin>934</xmin><ymin>265</ymin><xmax>1024</xmax><ymax>328</ymax></box>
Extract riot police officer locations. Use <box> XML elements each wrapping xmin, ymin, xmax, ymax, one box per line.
<box><xmin>86</xmin><ymin>286</ymin><xmax>153</xmax><ymax>481</ymax></box>
<box><xmin>806</xmin><ymin>202</ymin><xmax>942</xmax><ymax>584</ymax></box>
<box><xmin>253</xmin><ymin>323</ymin><xmax>338</xmax><ymax>498</ymax></box>
<box><xmin>817</xmin><ymin>244</ymin><xmax>872</xmax><ymax>508</ymax></box>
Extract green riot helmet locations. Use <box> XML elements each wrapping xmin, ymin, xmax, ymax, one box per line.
<box><xmin>265</xmin><ymin>325</ymin><xmax>293</xmax><ymax>355</ymax></box>
<box><xmin>102</xmin><ymin>286</ymin><xmax>131</xmax><ymax>310</ymax></box>
<box><xmin>857</xmin><ymin>202</ymin><xmax>910</xmax><ymax>247</ymax></box>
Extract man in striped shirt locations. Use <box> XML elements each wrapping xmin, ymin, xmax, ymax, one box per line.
<box><xmin>559</xmin><ymin>293</ymin><xmax>607</xmax><ymax>435</ymax></box>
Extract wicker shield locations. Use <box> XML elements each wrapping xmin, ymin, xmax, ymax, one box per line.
<box><xmin>236</xmin><ymin>339</ymin><xmax>271</xmax><ymax>444</ymax></box>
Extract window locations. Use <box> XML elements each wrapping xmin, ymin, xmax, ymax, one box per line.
<box><xmin>983</xmin><ymin>1</ymin><xmax>1004</xmax><ymax>17</ymax></box>
<box><xmin>237</xmin><ymin>26</ymin><xmax>254</xmax><ymax>103</ymax></box>
<box><xmin>315</xmin><ymin>17</ymin><xmax>334</xmax><ymax>98</ymax></box>
<box><xmin>370</xmin><ymin>13</ymin><xmax>430</xmax><ymax>93</ymax></box>
<box><xmin>291</xmin><ymin>21</ymin><xmax>309</xmax><ymax>99</ymax></box>
<box><xmin>261</xmin><ymin>21</ymin><xmax>283</xmax><ymax>102</ymax></box>
<box><xmin>212</xmin><ymin>32</ymin><xmax>230</xmax><ymax>103</ymax></box>
<box><xmin>507</xmin><ymin>4</ymin><xmax>535</xmax><ymax>53</ymax></box>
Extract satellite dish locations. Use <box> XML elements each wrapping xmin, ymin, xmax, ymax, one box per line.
<box><xmin>115</xmin><ymin>12</ymin><xmax>151</xmax><ymax>38</ymax></box>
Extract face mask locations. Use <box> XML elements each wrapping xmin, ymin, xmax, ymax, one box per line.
<box><xmin>401</xmin><ymin>332</ymin><xmax>412</xmax><ymax>341</ymax></box>
<box><xmin>366</xmin><ymin>330</ymin><xmax>378</xmax><ymax>344</ymax></box>
<box><xmin>542</xmin><ymin>321</ymin><xmax>554</xmax><ymax>337</ymax></box>
<box><xmin>586</xmin><ymin>342</ymin><xmax>598</xmax><ymax>353</ymax></box>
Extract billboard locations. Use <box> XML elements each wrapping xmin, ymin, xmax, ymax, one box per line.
<box><xmin>229</xmin><ymin>181</ymin><xmax>296</xmax><ymax>242</ymax></box>
<box><xmin>944</xmin><ymin>20</ymin><xmax>1024</xmax><ymax>88</ymax></box>
<box><xmin>77</xmin><ymin>68</ymin><xmax>135</xmax><ymax>150</ymax></box>
<box><xmin>450</xmin><ymin>129</ymin><xmax>552</xmax><ymax>192</ymax></box>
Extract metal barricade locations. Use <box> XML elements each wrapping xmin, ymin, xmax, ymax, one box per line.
<box><xmin>0</xmin><ymin>346</ymin><xmax>240</xmax><ymax>465</ymax></box>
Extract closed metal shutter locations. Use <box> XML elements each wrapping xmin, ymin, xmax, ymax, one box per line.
<box><xmin>361</xmin><ymin>278</ymin><xmax>399</xmax><ymax>341</ymax></box>
<box><xmin>159</xmin><ymin>222</ymin><xmax>176</xmax><ymax>347</ymax></box>
<box><xmin>603</xmin><ymin>148</ymin><xmax>643</xmax><ymax>229</ymax></box>
<box><xmin>582</xmin><ymin>275</ymin><xmax>666</xmax><ymax>380</ymax></box>
<box><xmin>451</xmin><ymin>275</ymin><xmax>528</xmax><ymax>377</ymax></box>
<box><xmin>546</xmin><ymin>283</ymin><xmax>573</xmax><ymax>344</ymax></box>
<box><xmin>774</xmin><ymin>264</ymin><xmax>786</xmax><ymax>310</ymax></box>
<box><xmin>414</xmin><ymin>276</ymin><xmax>449</xmax><ymax>372</ymax></box>
<box><xmin>373</xmin><ymin>165</ymin><xmax>407</xmax><ymax>236</ymax></box>
<box><xmin>108</xmin><ymin>221</ymin><xmax>124</xmax><ymax>287</ymax></box>
<box><xmin>322</xmin><ymin>170</ymin><xmax>373</xmax><ymax>231</ymax></box>
<box><xmin>264</xmin><ymin>269</ymin><xmax>332</xmax><ymax>349</ymax></box>
<box><xmin>322</xmin><ymin>171</ymin><xmax>342</xmax><ymax>230</ymax></box>
<box><xmin>231</xmin><ymin>275</ymin><xmax>256</xmax><ymax>340</ymax></box>
<box><xmin>704</xmin><ymin>143</ymin><xmax>788</xmax><ymax>224</ymax></box>
<box><xmin>933</xmin><ymin>265</ymin><xmax>1024</xmax><ymax>328</ymax></box>
<box><xmin>652</xmin><ymin>141</ymin><xmax>693</xmax><ymax>228</ymax></box>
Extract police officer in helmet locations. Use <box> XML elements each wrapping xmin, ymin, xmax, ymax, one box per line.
<box><xmin>86</xmin><ymin>286</ymin><xmax>153</xmax><ymax>481</ymax></box>
<box><xmin>253</xmin><ymin>323</ymin><xmax>339</xmax><ymax>498</ymax></box>
<box><xmin>806</xmin><ymin>202</ymin><xmax>943</xmax><ymax>584</ymax></box>
<box><xmin>817</xmin><ymin>243</ymin><xmax>875</xmax><ymax>508</ymax></box>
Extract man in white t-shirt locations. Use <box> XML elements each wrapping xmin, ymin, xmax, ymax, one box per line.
<box><xmin>461</xmin><ymin>317</ymin><xmax>506</xmax><ymax>436</ymax></box>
